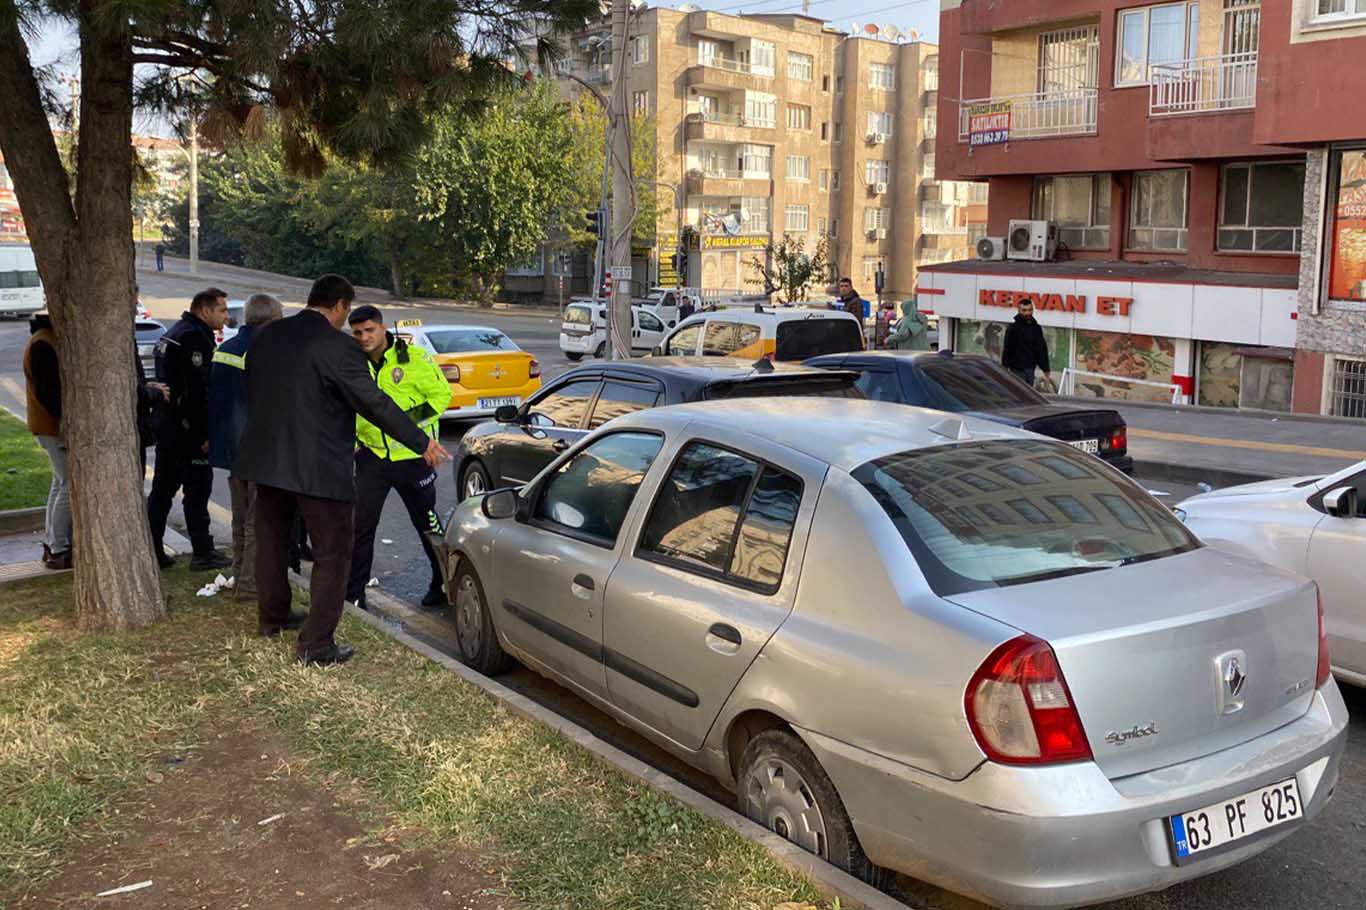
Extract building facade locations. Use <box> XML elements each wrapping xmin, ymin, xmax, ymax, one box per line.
<box><xmin>0</xmin><ymin>154</ymin><xmax>24</xmax><ymax>242</ymax></box>
<box><xmin>928</xmin><ymin>0</ymin><xmax>1366</xmax><ymax>415</ymax></box>
<box><xmin>523</xmin><ymin>7</ymin><xmax>985</xmax><ymax>304</ymax></box>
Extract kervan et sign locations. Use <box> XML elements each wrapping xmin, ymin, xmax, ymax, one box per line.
<box><xmin>979</xmin><ymin>289</ymin><xmax>1134</xmax><ymax>317</ymax></box>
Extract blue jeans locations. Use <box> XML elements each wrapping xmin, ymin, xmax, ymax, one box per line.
<box><xmin>37</xmin><ymin>435</ymin><xmax>71</xmax><ymax>554</ymax></box>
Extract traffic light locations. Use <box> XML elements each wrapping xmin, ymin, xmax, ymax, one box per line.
<box><xmin>586</xmin><ymin>209</ymin><xmax>604</xmax><ymax>235</ymax></box>
<box><xmin>671</xmin><ymin>249</ymin><xmax>688</xmax><ymax>277</ymax></box>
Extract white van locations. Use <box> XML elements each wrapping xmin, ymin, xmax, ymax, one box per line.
<box><xmin>0</xmin><ymin>245</ymin><xmax>45</xmax><ymax>318</ymax></box>
<box><xmin>559</xmin><ymin>298</ymin><xmax>669</xmax><ymax>360</ymax></box>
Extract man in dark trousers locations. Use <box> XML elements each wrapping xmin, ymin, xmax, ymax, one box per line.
<box><xmin>1001</xmin><ymin>298</ymin><xmax>1052</xmax><ymax>390</ymax></box>
<box><xmin>344</xmin><ymin>306</ymin><xmax>453</xmax><ymax>612</ymax></box>
<box><xmin>155</xmin><ymin>242</ymin><xmax>166</xmax><ymax>272</ymax></box>
<box><xmin>234</xmin><ymin>275</ymin><xmax>449</xmax><ymax>666</ymax></box>
<box><xmin>209</xmin><ymin>293</ymin><xmax>283</xmax><ymax>603</ymax></box>
<box><xmin>147</xmin><ymin>288</ymin><xmax>232</xmax><ymax>570</ymax></box>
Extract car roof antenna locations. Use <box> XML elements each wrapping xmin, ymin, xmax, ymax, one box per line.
<box><xmin>752</xmin><ymin>356</ymin><xmax>774</xmax><ymax>373</ymax></box>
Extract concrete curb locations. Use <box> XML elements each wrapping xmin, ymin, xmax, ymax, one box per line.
<box><xmin>0</xmin><ymin>507</ymin><xmax>45</xmax><ymax>534</ymax></box>
<box><xmin>1132</xmin><ymin>459</ymin><xmax>1271</xmax><ymax>489</ymax></box>
<box><xmin>1051</xmin><ymin>394</ymin><xmax>1366</xmax><ymax>429</ymax></box>
<box><xmin>343</xmin><ymin>587</ymin><xmax>911</xmax><ymax>910</ymax></box>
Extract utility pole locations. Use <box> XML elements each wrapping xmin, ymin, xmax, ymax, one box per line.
<box><xmin>188</xmin><ymin>115</ymin><xmax>199</xmax><ymax>276</ymax></box>
<box><xmin>607</xmin><ymin>0</ymin><xmax>636</xmax><ymax>360</ymax></box>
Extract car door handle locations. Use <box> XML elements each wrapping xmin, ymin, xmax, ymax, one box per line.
<box><xmin>573</xmin><ymin>574</ymin><xmax>595</xmax><ymax>591</ymax></box>
<box><xmin>571</xmin><ymin>573</ymin><xmax>595</xmax><ymax>601</ymax></box>
<box><xmin>552</xmin><ymin>438</ymin><xmax>569</xmax><ymax>452</ymax></box>
<box><xmin>706</xmin><ymin>623</ymin><xmax>742</xmax><ymax>655</ymax></box>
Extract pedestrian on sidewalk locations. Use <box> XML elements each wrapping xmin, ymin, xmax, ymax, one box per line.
<box><xmin>209</xmin><ymin>293</ymin><xmax>283</xmax><ymax>603</ymax></box>
<box><xmin>835</xmin><ymin>277</ymin><xmax>869</xmax><ymax>323</ymax></box>
<box><xmin>147</xmin><ymin>288</ymin><xmax>232</xmax><ymax>571</ymax></box>
<box><xmin>22</xmin><ymin>314</ymin><xmax>71</xmax><ymax>570</ymax></box>
<box><xmin>155</xmin><ymin>242</ymin><xmax>165</xmax><ymax>272</ymax></box>
<box><xmin>234</xmin><ymin>274</ymin><xmax>450</xmax><ymax>666</ymax></box>
<box><xmin>344</xmin><ymin>305</ymin><xmax>453</xmax><ymax>612</ymax></box>
<box><xmin>1002</xmin><ymin>299</ymin><xmax>1052</xmax><ymax>390</ymax></box>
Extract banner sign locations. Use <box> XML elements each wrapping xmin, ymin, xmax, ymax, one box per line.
<box><xmin>967</xmin><ymin>101</ymin><xmax>1012</xmax><ymax>147</ymax></box>
<box><xmin>702</xmin><ymin>234</ymin><xmax>769</xmax><ymax>250</ymax></box>
<box><xmin>1329</xmin><ymin>150</ymin><xmax>1366</xmax><ymax>303</ymax></box>
<box><xmin>980</xmin><ymin>289</ymin><xmax>1133</xmax><ymax>317</ymax></box>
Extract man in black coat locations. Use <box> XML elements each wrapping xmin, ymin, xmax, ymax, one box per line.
<box><xmin>1001</xmin><ymin>299</ymin><xmax>1052</xmax><ymax>389</ymax></box>
<box><xmin>234</xmin><ymin>274</ymin><xmax>449</xmax><ymax>665</ymax></box>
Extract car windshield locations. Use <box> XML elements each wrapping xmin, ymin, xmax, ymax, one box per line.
<box><xmin>852</xmin><ymin>439</ymin><xmax>1199</xmax><ymax>596</ymax></box>
<box><xmin>705</xmin><ymin>375</ymin><xmax>864</xmax><ymax>400</ymax></box>
<box><xmin>564</xmin><ymin>305</ymin><xmax>592</xmax><ymax>325</ymax></box>
<box><xmin>918</xmin><ymin>358</ymin><xmax>1045</xmax><ymax>411</ymax></box>
<box><xmin>424</xmin><ymin>329</ymin><xmax>517</xmax><ymax>354</ymax></box>
<box><xmin>775</xmin><ymin>318</ymin><xmax>864</xmax><ymax>360</ymax></box>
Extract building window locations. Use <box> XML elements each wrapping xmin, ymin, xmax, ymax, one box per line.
<box><xmin>862</xmin><ymin>257</ymin><xmax>881</xmax><ymax>282</ymax></box>
<box><xmin>1219</xmin><ymin>161</ymin><xmax>1305</xmax><ymax>253</ymax></box>
<box><xmin>833</xmin><ymin>122</ymin><xmax>843</xmax><ymax>143</ymax></box>
<box><xmin>1327</xmin><ymin>148</ymin><xmax>1366</xmax><ymax>305</ymax></box>
<box><xmin>744</xmin><ymin>92</ymin><xmax>777</xmax><ymax>128</ymax></box>
<box><xmin>1116</xmin><ymin>2</ymin><xmax>1200</xmax><ymax>87</ymax></box>
<box><xmin>1316</xmin><ymin>0</ymin><xmax>1366</xmax><ymax>21</ymax></box>
<box><xmin>740</xmin><ymin>39</ymin><xmax>776</xmax><ymax>76</ymax></box>
<box><xmin>865</xmin><ymin>160</ymin><xmax>891</xmax><ymax>186</ymax></box>
<box><xmin>741</xmin><ymin>196</ymin><xmax>770</xmax><ymax>234</ymax></box>
<box><xmin>822</xmin><ymin>74</ymin><xmax>831</xmax><ymax>92</ymax></box>
<box><xmin>786</xmin><ymin>103</ymin><xmax>812</xmax><ymax>131</ymax></box>
<box><xmin>820</xmin><ymin>122</ymin><xmax>829</xmax><ymax>141</ymax></box>
<box><xmin>816</xmin><ymin>217</ymin><xmax>828</xmax><ymax>236</ymax></box>
<box><xmin>739</xmin><ymin>144</ymin><xmax>772</xmax><ymax>177</ymax></box>
<box><xmin>866</xmin><ymin>111</ymin><xmax>894</xmax><ymax>138</ymax></box>
<box><xmin>785</xmin><ymin>204</ymin><xmax>810</xmax><ymax>233</ymax></box>
<box><xmin>1038</xmin><ymin>25</ymin><xmax>1099</xmax><ymax>92</ymax></box>
<box><xmin>787</xmin><ymin>52</ymin><xmax>813</xmax><ymax>81</ymax></box>
<box><xmin>1330</xmin><ymin>357</ymin><xmax>1366</xmax><ymax>418</ymax></box>
<box><xmin>819</xmin><ymin>169</ymin><xmax>834</xmax><ymax>192</ymax></box>
<box><xmin>864</xmin><ymin>207</ymin><xmax>887</xmax><ymax>232</ymax></box>
<box><xmin>1032</xmin><ymin>174</ymin><xmax>1112</xmax><ymax>250</ymax></box>
<box><xmin>835</xmin><ymin>75</ymin><xmax>845</xmax><ymax>94</ymax></box>
<box><xmin>632</xmin><ymin>91</ymin><xmax>650</xmax><ymax>115</ymax></box>
<box><xmin>1128</xmin><ymin>169</ymin><xmax>1188</xmax><ymax>252</ymax></box>
<box><xmin>869</xmin><ymin>62</ymin><xmax>896</xmax><ymax>90</ymax></box>
<box><xmin>786</xmin><ymin>155</ymin><xmax>810</xmax><ymax>181</ymax></box>
<box><xmin>630</xmin><ymin>35</ymin><xmax>649</xmax><ymax>65</ymax></box>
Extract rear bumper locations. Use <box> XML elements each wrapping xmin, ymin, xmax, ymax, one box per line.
<box><xmin>559</xmin><ymin>332</ymin><xmax>598</xmax><ymax>354</ymax></box>
<box><xmin>442</xmin><ymin>379</ymin><xmax>541</xmax><ymax>420</ymax></box>
<box><xmin>802</xmin><ymin>682</ymin><xmax>1349</xmax><ymax>909</ymax></box>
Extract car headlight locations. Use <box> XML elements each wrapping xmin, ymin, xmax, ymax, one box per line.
<box><xmin>1173</xmin><ymin>507</ymin><xmax>1188</xmax><ymax>523</ymax></box>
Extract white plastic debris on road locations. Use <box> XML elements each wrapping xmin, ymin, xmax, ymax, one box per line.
<box><xmin>257</xmin><ymin>813</ymin><xmax>286</xmax><ymax>826</ymax></box>
<box><xmin>381</xmin><ymin>538</ymin><xmax>394</xmax><ymax>545</ymax></box>
<box><xmin>195</xmin><ymin>574</ymin><xmax>232</xmax><ymax>598</ymax></box>
<box><xmin>367</xmin><ymin>577</ymin><xmax>379</xmax><ymax>588</ymax></box>
<box><xmin>96</xmin><ymin>881</ymin><xmax>153</xmax><ymax>897</ymax></box>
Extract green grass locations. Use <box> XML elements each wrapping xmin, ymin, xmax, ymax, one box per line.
<box><xmin>0</xmin><ymin>411</ymin><xmax>50</xmax><ymax>511</ymax></box>
<box><xmin>0</xmin><ymin>569</ymin><xmax>830</xmax><ymax>910</ymax></box>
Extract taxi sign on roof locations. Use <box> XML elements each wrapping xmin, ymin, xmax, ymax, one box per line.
<box><xmin>395</xmin><ymin>318</ymin><xmax>423</xmax><ymax>328</ymax></box>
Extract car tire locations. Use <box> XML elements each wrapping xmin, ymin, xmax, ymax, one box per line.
<box><xmin>738</xmin><ymin>729</ymin><xmax>891</xmax><ymax>888</ymax></box>
<box><xmin>451</xmin><ymin>561</ymin><xmax>514</xmax><ymax>676</ymax></box>
<box><xmin>594</xmin><ymin>341</ymin><xmax>606</xmax><ymax>359</ymax></box>
<box><xmin>566</xmin><ymin>351</ymin><xmax>584</xmax><ymax>362</ymax></box>
<box><xmin>460</xmin><ymin>460</ymin><xmax>491</xmax><ymax>500</ymax></box>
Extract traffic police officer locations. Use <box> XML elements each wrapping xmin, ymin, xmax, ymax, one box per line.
<box><xmin>147</xmin><ymin>288</ymin><xmax>232</xmax><ymax>570</ymax></box>
<box><xmin>344</xmin><ymin>306</ymin><xmax>453</xmax><ymax>609</ymax></box>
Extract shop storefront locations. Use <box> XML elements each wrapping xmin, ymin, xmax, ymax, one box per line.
<box><xmin>690</xmin><ymin>233</ymin><xmax>769</xmax><ymax>293</ymax></box>
<box><xmin>918</xmin><ymin>263</ymin><xmax>1299</xmax><ymax>410</ymax></box>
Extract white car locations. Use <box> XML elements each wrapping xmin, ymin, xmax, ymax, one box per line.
<box><xmin>559</xmin><ymin>300</ymin><xmax>668</xmax><ymax>360</ymax></box>
<box><xmin>1177</xmin><ymin>463</ymin><xmax>1366</xmax><ymax>686</ymax></box>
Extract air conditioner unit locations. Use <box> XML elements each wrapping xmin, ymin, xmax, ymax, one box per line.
<box><xmin>876</xmin><ymin>227</ymin><xmax>889</xmax><ymax>240</ymax></box>
<box><xmin>866</xmin><ymin>131</ymin><xmax>883</xmax><ymax>144</ymax></box>
<box><xmin>976</xmin><ymin>236</ymin><xmax>1007</xmax><ymax>261</ymax></box>
<box><xmin>875</xmin><ymin>181</ymin><xmax>888</xmax><ymax>195</ymax></box>
<box><xmin>1006</xmin><ymin>219</ymin><xmax>1057</xmax><ymax>262</ymax></box>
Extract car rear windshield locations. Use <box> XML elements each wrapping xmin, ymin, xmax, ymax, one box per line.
<box><xmin>425</xmin><ymin>330</ymin><xmax>517</xmax><ymax>354</ymax></box>
<box><xmin>918</xmin><ymin>358</ymin><xmax>1045</xmax><ymax>411</ymax></box>
<box><xmin>775</xmin><ymin>319</ymin><xmax>864</xmax><ymax>360</ymax></box>
<box><xmin>563</xmin><ymin>305</ymin><xmax>592</xmax><ymax>325</ymax></box>
<box><xmin>852</xmin><ymin>439</ymin><xmax>1198</xmax><ymax>596</ymax></box>
<box><xmin>704</xmin><ymin>375</ymin><xmax>863</xmax><ymax>401</ymax></box>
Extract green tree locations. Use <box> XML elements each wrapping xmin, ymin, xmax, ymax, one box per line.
<box><xmin>750</xmin><ymin>235</ymin><xmax>831</xmax><ymax>304</ymax></box>
<box><xmin>0</xmin><ymin>0</ymin><xmax>595</xmax><ymax>631</ymax></box>
<box><xmin>564</xmin><ymin>97</ymin><xmax>662</xmax><ymax>248</ymax></box>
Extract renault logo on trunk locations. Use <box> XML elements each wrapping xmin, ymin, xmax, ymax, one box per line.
<box><xmin>1215</xmin><ymin>651</ymin><xmax>1248</xmax><ymax>715</ymax></box>
<box><xmin>490</xmin><ymin>364</ymin><xmax>505</xmax><ymax>380</ymax></box>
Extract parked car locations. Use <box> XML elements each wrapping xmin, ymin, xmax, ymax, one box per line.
<box><xmin>654</xmin><ymin>306</ymin><xmax>864</xmax><ymax>362</ymax></box>
<box><xmin>135</xmin><ymin>318</ymin><xmax>166</xmax><ymax>376</ymax></box>
<box><xmin>437</xmin><ymin>398</ymin><xmax>1345</xmax><ymax>908</ymax></box>
<box><xmin>394</xmin><ymin>321</ymin><xmax>541</xmax><ymax>420</ymax></box>
<box><xmin>559</xmin><ymin>301</ymin><xmax>669</xmax><ymax>361</ymax></box>
<box><xmin>807</xmin><ymin>349</ymin><xmax>1133</xmax><ymax>473</ymax></box>
<box><xmin>452</xmin><ymin>358</ymin><xmax>860</xmax><ymax>498</ymax></box>
<box><xmin>216</xmin><ymin>301</ymin><xmax>245</xmax><ymax>345</ymax></box>
<box><xmin>1176</xmin><ymin>461</ymin><xmax>1366</xmax><ymax>686</ymax></box>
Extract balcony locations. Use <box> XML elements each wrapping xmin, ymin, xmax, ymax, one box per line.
<box><xmin>685</xmin><ymin>54</ymin><xmax>774</xmax><ymax>92</ymax></box>
<box><xmin>1149</xmin><ymin>53</ymin><xmax>1258</xmax><ymax>117</ymax></box>
<box><xmin>684</xmin><ymin>111</ymin><xmax>776</xmax><ymax>143</ymax></box>
<box><xmin>685</xmin><ymin>166</ymin><xmax>770</xmax><ymax>197</ymax></box>
<box><xmin>956</xmin><ymin>89</ymin><xmax>1098</xmax><ymax>142</ymax></box>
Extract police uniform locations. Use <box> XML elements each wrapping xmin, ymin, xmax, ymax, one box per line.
<box><xmin>345</xmin><ymin>333</ymin><xmax>453</xmax><ymax>606</ymax></box>
<box><xmin>147</xmin><ymin>309</ymin><xmax>222</xmax><ymax>565</ymax></box>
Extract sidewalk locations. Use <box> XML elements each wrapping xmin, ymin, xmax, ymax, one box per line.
<box><xmin>0</xmin><ymin>524</ymin><xmax>193</xmax><ymax>586</ymax></box>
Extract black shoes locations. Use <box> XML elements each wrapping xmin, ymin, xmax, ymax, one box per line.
<box><xmin>155</xmin><ymin>550</ymin><xmax>176</xmax><ymax>570</ymax></box>
<box><xmin>297</xmin><ymin>644</ymin><xmax>354</xmax><ymax>666</ymax></box>
<box><xmin>258</xmin><ymin>610</ymin><xmax>308</xmax><ymax>638</ymax></box>
<box><xmin>349</xmin><ymin>592</ymin><xmax>369</xmax><ymax>612</ymax></box>
<box><xmin>189</xmin><ymin>549</ymin><xmax>232</xmax><ymax>571</ymax></box>
<box><xmin>44</xmin><ymin>550</ymin><xmax>72</xmax><ymax>570</ymax></box>
<box><xmin>420</xmin><ymin>587</ymin><xmax>447</xmax><ymax>608</ymax></box>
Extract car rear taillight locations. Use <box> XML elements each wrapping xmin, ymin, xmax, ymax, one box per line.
<box><xmin>529</xmin><ymin>358</ymin><xmax>541</xmax><ymax>377</ymax></box>
<box><xmin>1110</xmin><ymin>426</ymin><xmax>1127</xmax><ymax>453</ymax></box>
<box><xmin>440</xmin><ymin>364</ymin><xmax>462</xmax><ymax>383</ymax></box>
<box><xmin>1316</xmin><ymin>586</ymin><xmax>1332</xmax><ymax>688</ymax></box>
<box><xmin>965</xmin><ymin>635</ymin><xmax>1092</xmax><ymax>765</ymax></box>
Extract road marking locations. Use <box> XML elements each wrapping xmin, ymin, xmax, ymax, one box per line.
<box><xmin>0</xmin><ymin>376</ymin><xmax>26</xmax><ymax>414</ymax></box>
<box><xmin>1130</xmin><ymin>428</ymin><xmax>1366</xmax><ymax>461</ymax></box>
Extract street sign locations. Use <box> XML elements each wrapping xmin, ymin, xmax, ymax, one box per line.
<box><xmin>609</xmin><ymin>265</ymin><xmax>632</xmax><ymax>281</ymax></box>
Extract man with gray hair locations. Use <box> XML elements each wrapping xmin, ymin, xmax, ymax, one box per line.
<box><xmin>210</xmin><ymin>293</ymin><xmax>283</xmax><ymax>600</ymax></box>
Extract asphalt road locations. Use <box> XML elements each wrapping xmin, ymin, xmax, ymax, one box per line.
<box><xmin>2</xmin><ymin>259</ymin><xmax>1363</xmax><ymax>909</ymax></box>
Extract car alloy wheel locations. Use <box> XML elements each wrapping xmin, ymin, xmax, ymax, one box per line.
<box><xmin>742</xmin><ymin>755</ymin><xmax>829</xmax><ymax>857</ymax></box>
<box><xmin>454</xmin><ymin>572</ymin><xmax>484</xmax><ymax>658</ymax></box>
<box><xmin>461</xmin><ymin>462</ymin><xmax>490</xmax><ymax>500</ymax></box>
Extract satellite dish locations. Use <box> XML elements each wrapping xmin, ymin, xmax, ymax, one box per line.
<box><xmin>678</xmin><ymin>2</ymin><xmax>699</xmax><ymax>10</ymax></box>
<box><xmin>909</xmin><ymin>29</ymin><xmax>922</xmax><ymax>42</ymax></box>
<box><xmin>864</xmin><ymin>22</ymin><xmax>879</xmax><ymax>34</ymax></box>
<box><xmin>883</xmin><ymin>24</ymin><xmax>903</xmax><ymax>42</ymax></box>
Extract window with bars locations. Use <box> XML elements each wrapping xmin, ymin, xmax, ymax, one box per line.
<box><xmin>1219</xmin><ymin>161</ymin><xmax>1305</xmax><ymax>253</ymax></box>
<box><xmin>869</xmin><ymin>63</ymin><xmax>895</xmax><ymax>90</ymax></box>
<box><xmin>1317</xmin><ymin>0</ymin><xmax>1366</xmax><ymax>19</ymax></box>
<box><xmin>865</xmin><ymin>160</ymin><xmax>891</xmax><ymax>185</ymax></box>
<box><xmin>785</xmin><ymin>204</ymin><xmax>810</xmax><ymax>233</ymax></box>
<box><xmin>632</xmin><ymin>91</ymin><xmax>650</xmax><ymax>115</ymax></box>
<box><xmin>786</xmin><ymin>155</ymin><xmax>810</xmax><ymax>181</ymax></box>
<box><xmin>787</xmin><ymin>52</ymin><xmax>813</xmax><ymax>81</ymax></box>
<box><xmin>786</xmin><ymin>104</ymin><xmax>812</xmax><ymax>130</ymax></box>
<box><xmin>1331</xmin><ymin>357</ymin><xmax>1366</xmax><ymax>419</ymax></box>
<box><xmin>1037</xmin><ymin>25</ymin><xmax>1099</xmax><ymax>93</ymax></box>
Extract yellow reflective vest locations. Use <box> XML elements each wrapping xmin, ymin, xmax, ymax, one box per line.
<box><xmin>356</xmin><ymin>336</ymin><xmax>452</xmax><ymax>461</ymax></box>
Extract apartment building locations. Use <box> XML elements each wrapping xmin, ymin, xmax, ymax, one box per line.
<box><xmin>0</xmin><ymin>154</ymin><xmax>24</xmax><ymax>242</ymax></box>
<box><xmin>524</xmin><ymin>5</ymin><xmax>985</xmax><ymax>304</ymax></box>
<box><xmin>928</xmin><ymin>0</ymin><xmax>1366</xmax><ymax>416</ymax></box>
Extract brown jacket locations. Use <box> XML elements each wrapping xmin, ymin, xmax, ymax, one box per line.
<box><xmin>22</xmin><ymin>322</ymin><xmax>61</xmax><ymax>437</ymax></box>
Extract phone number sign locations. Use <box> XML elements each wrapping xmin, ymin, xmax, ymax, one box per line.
<box><xmin>968</xmin><ymin>102</ymin><xmax>1012</xmax><ymax>147</ymax></box>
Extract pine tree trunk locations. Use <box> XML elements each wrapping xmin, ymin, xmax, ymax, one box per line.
<box><xmin>387</xmin><ymin>244</ymin><xmax>405</xmax><ymax>299</ymax></box>
<box><xmin>0</xmin><ymin>6</ymin><xmax>166</xmax><ymax>631</ymax></box>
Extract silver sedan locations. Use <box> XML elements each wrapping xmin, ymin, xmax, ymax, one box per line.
<box><xmin>437</xmin><ymin>398</ymin><xmax>1348</xmax><ymax>909</ymax></box>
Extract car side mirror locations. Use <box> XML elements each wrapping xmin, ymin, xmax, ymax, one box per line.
<box><xmin>495</xmin><ymin>404</ymin><xmax>520</xmax><ymax>424</ymax></box>
<box><xmin>652</xmin><ymin>345</ymin><xmax>663</xmax><ymax>356</ymax></box>
<box><xmin>481</xmin><ymin>488</ymin><xmax>519</xmax><ymax>520</ymax></box>
<box><xmin>1324</xmin><ymin>485</ymin><xmax>1358</xmax><ymax>519</ymax></box>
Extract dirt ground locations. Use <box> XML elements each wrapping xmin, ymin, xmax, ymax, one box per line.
<box><xmin>6</xmin><ymin>726</ymin><xmax>516</xmax><ymax>910</ymax></box>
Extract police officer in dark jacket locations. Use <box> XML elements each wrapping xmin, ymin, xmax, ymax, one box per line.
<box><xmin>1001</xmin><ymin>299</ymin><xmax>1052</xmax><ymax>389</ymax></box>
<box><xmin>147</xmin><ymin>288</ymin><xmax>231</xmax><ymax>570</ymax></box>
<box><xmin>234</xmin><ymin>274</ymin><xmax>450</xmax><ymax>666</ymax></box>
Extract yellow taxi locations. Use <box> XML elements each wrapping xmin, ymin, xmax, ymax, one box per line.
<box><xmin>396</xmin><ymin>320</ymin><xmax>541</xmax><ymax>419</ymax></box>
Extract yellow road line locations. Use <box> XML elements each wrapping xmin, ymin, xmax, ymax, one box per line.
<box><xmin>1129</xmin><ymin>428</ymin><xmax>1366</xmax><ymax>461</ymax></box>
